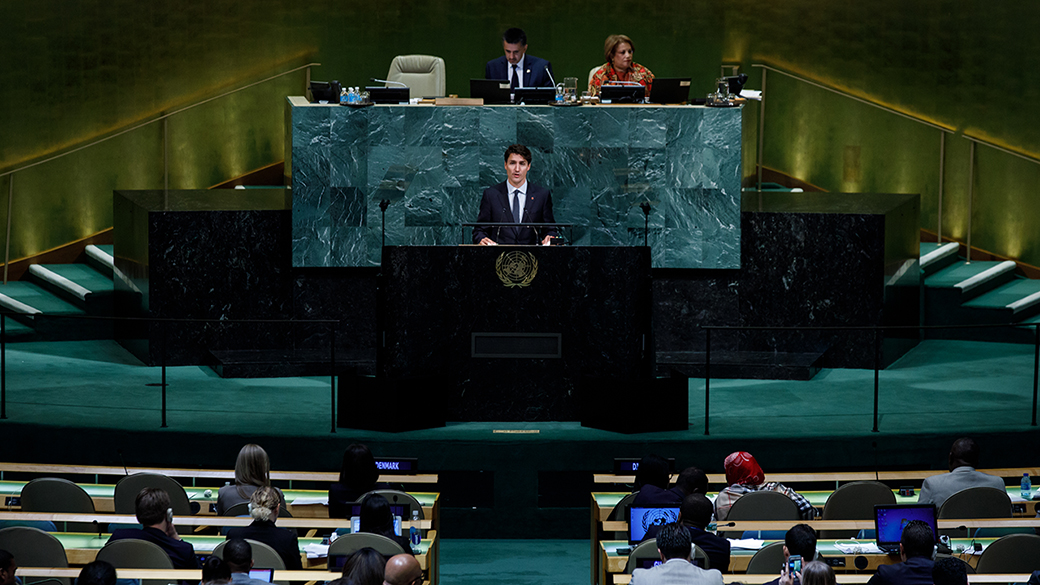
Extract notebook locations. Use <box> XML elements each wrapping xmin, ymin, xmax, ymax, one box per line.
<box><xmin>627</xmin><ymin>504</ymin><xmax>680</xmax><ymax>544</ymax></box>
<box><xmin>874</xmin><ymin>503</ymin><xmax>938</xmax><ymax>554</ymax></box>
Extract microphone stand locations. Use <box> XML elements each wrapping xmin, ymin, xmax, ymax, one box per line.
<box><xmin>379</xmin><ymin>199</ymin><xmax>391</xmax><ymax>248</ymax></box>
<box><xmin>640</xmin><ymin>201</ymin><xmax>652</xmax><ymax>247</ymax></box>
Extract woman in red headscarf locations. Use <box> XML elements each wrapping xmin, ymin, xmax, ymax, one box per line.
<box><xmin>714</xmin><ymin>451</ymin><xmax>817</xmax><ymax>521</ymax></box>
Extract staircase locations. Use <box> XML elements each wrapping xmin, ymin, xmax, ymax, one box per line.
<box><xmin>0</xmin><ymin>245</ymin><xmax>115</xmax><ymax>341</ymax></box>
<box><xmin>921</xmin><ymin>242</ymin><xmax>1040</xmax><ymax>343</ymax></box>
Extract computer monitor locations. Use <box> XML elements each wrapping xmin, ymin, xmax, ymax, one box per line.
<box><xmin>513</xmin><ymin>87</ymin><xmax>555</xmax><ymax>105</ymax></box>
<box><xmin>470</xmin><ymin>79</ymin><xmax>511</xmax><ymax>105</ymax></box>
<box><xmin>647</xmin><ymin>78</ymin><xmax>692</xmax><ymax>104</ymax></box>
<box><xmin>366</xmin><ymin>87</ymin><xmax>410</xmax><ymax>104</ymax></box>
<box><xmin>599</xmin><ymin>84</ymin><xmax>645</xmax><ymax>103</ymax></box>
<box><xmin>627</xmin><ymin>504</ymin><xmax>680</xmax><ymax>544</ymax></box>
<box><xmin>309</xmin><ymin>81</ymin><xmax>341</xmax><ymax>104</ymax></box>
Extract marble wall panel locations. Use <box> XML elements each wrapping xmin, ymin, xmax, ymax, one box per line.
<box><xmin>289</xmin><ymin>101</ymin><xmax>743</xmax><ymax>269</ymax></box>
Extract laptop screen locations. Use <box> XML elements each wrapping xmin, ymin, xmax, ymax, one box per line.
<box><xmin>350</xmin><ymin>504</ymin><xmax>406</xmax><ymax>536</ymax></box>
<box><xmin>627</xmin><ymin>505</ymin><xmax>680</xmax><ymax>544</ymax></box>
<box><xmin>874</xmin><ymin>504</ymin><xmax>938</xmax><ymax>548</ymax></box>
<box><xmin>248</xmin><ymin>569</ymin><xmax>274</xmax><ymax>583</ymax></box>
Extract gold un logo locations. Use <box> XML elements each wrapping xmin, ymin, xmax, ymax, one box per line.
<box><xmin>495</xmin><ymin>251</ymin><xmax>538</xmax><ymax>288</ymax></box>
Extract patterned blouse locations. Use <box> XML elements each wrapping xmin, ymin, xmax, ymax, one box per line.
<box><xmin>713</xmin><ymin>482</ymin><xmax>818</xmax><ymax>521</ymax></box>
<box><xmin>588</xmin><ymin>62</ymin><xmax>654</xmax><ymax>96</ymax></box>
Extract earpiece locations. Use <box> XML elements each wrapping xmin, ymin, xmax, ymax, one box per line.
<box><xmin>166</xmin><ymin>507</ymin><xmax>173</xmax><ymax>523</ymax></box>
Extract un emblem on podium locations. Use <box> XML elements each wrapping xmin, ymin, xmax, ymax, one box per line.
<box><xmin>495</xmin><ymin>251</ymin><xmax>538</xmax><ymax>288</ymax></box>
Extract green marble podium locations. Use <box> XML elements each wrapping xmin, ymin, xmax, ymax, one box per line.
<box><xmin>286</xmin><ymin>97</ymin><xmax>742</xmax><ymax>269</ymax></box>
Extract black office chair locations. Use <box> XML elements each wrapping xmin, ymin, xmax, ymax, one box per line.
<box><xmin>0</xmin><ymin>526</ymin><xmax>70</xmax><ymax>585</ymax></box>
<box><xmin>20</xmin><ymin>477</ymin><xmax>97</xmax><ymax>532</ymax></box>
<box><xmin>937</xmin><ymin>487</ymin><xmax>1012</xmax><ymax>538</ymax></box>
<box><xmin>974</xmin><ymin>533</ymin><xmax>1040</xmax><ymax>573</ymax></box>
<box><xmin>360</xmin><ymin>489</ymin><xmax>424</xmax><ymax>520</ymax></box>
<box><xmin>720</xmin><ymin>491</ymin><xmax>801</xmax><ymax>538</ymax></box>
<box><xmin>606</xmin><ymin>491</ymin><xmax>640</xmax><ymax>541</ymax></box>
<box><xmin>113</xmin><ymin>473</ymin><xmax>193</xmax><ymax>515</ymax></box>
<box><xmin>622</xmin><ymin>538</ymin><xmax>711</xmax><ymax>573</ymax></box>
<box><xmin>820</xmin><ymin>481</ymin><xmax>895</xmax><ymax>538</ymax></box>
<box><xmin>745</xmin><ymin>541</ymin><xmax>786</xmax><ymax>575</ymax></box>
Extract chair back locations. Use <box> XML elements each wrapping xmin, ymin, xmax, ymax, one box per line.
<box><xmin>361</xmin><ymin>489</ymin><xmax>423</xmax><ymax>520</ymax></box>
<box><xmin>328</xmin><ymin>532</ymin><xmax>407</xmax><ymax>558</ymax></box>
<box><xmin>605</xmin><ymin>491</ymin><xmax>640</xmax><ymax>541</ymax></box>
<box><xmin>114</xmin><ymin>473</ymin><xmax>192</xmax><ymax>515</ymax></box>
<box><xmin>588</xmin><ymin>66</ymin><xmax>601</xmax><ymax>87</ymax></box>
<box><xmin>96</xmin><ymin>538</ymin><xmax>174</xmax><ymax>585</ymax></box>
<box><xmin>820</xmin><ymin>481</ymin><xmax>896</xmax><ymax>538</ymax></box>
<box><xmin>387</xmin><ymin>55</ymin><xmax>446</xmax><ymax>98</ymax></box>
<box><xmin>0</xmin><ymin>526</ymin><xmax>69</xmax><ymax>585</ymax></box>
<box><xmin>938</xmin><ymin>486</ymin><xmax>1013</xmax><ymax>538</ymax></box>
<box><xmin>212</xmin><ymin>538</ymin><xmax>287</xmax><ymax>569</ymax></box>
<box><xmin>622</xmin><ymin>537</ymin><xmax>711</xmax><ymax>573</ymax></box>
<box><xmin>20</xmin><ymin>478</ymin><xmax>96</xmax><ymax>532</ymax></box>
<box><xmin>721</xmin><ymin>491</ymin><xmax>800</xmax><ymax>538</ymax></box>
<box><xmin>974</xmin><ymin>533</ymin><xmax>1040</xmax><ymax>573</ymax></box>
<box><xmin>745</xmin><ymin>541</ymin><xmax>786</xmax><ymax>574</ymax></box>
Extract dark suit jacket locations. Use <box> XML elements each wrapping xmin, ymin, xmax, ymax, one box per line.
<box><xmin>866</xmin><ymin>556</ymin><xmax>934</xmax><ymax>585</ymax></box>
<box><xmin>485</xmin><ymin>55</ymin><xmax>554</xmax><ymax>87</ymax></box>
<box><xmin>226</xmin><ymin>520</ymin><xmax>303</xmax><ymax>570</ymax></box>
<box><xmin>632</xmin><ymin>484</ymin><xmax>684</xmax><ymax>506</ymax></box>
<box><xmin>109</xmin><ymin>526</ymin><xmax>200</xmax><ymax>569</ymax></box>
<box><xmin>472</xmin><ymin>181</ymin><xmax>557</xmax><ymax>245</ymax></box>
<box><xmin>644</xmin><ymin>524</ymin><xmax>731</xmax><ymax>572</ymax></box>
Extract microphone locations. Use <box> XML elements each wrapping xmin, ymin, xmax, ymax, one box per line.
<box><xmin>93</xmin><ymin>519</ymin><xmax>102</xmax><ymax>540</ymax></box>
<box><xmin>371</xmin><ymin>78</ymin><xmax>408</xmax><ymax>88</ymax></box>
<box><xmin>545</xmin><ymin>66</ymin><xmax>557</xmax><ymax>88</ymax></box>
<box><xmin>872</xmin><ymin>441</ymin><xmax>879</xmax><ymax>482</ymax></box>
<box><xmin>118</xmin><ymin>450</ymin><xmax>129</xmax><ymax>475</ymax></box>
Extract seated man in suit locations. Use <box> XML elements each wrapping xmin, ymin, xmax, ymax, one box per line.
<box><xmin>485</xmin><ymin>28</ymin><xmax>553</xmax><ymax>90</ymax></box>
<box><xmin>917</xmin><ymin>437</ymin><xmax>1005</xmax><ymax>508</ymax></box>
<box><xmin>866</xmin><ymin>520</ymin><xmax>935</xmax><ymax>585</ymax></box>
<box><xmin>473</xmin><ymin>144</ymin><xmax>557</xmax><ymax>246</ymax></box>
<box><xmin>764</xmin><ymin>524</ymin><xmax>817</xmax><ymax>585</ymax></box>
<box><xmin>646</xmin><ymin>494</ymin><xmax>730</xmax><ymax>572</ymax></box>
<box><xmin>108</xmin><ymin>487</ymin><xmax>201</xmax><ymax>569</ymax></box>
<box><xmin>634</xmin><ymin>465</ymin><xmax>709</xmax><ymax>507</ymax></box>
<box><xmin>223</xmin><ymin>539</ymin><xmax>272</xmax><ymax>585</ymax></box>
<box><xmin>632</xmin><ymin>522</ymin><xmax>724</xmax><ymax>585</ymax></box>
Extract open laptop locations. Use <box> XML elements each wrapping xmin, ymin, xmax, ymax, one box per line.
<box><xmin>627</xmin><ymin>504</ymin><xmax>680</xmax><ymax>544</ymax></box>
<box><xmin>248</xmin><ymin>569</ymin><xmax>274</xmax><ymax>583</ymax></box>
<box><xmin>600</xmin><ymin>84</ymin><xmax>646</xmax><ymax>104</ymax></box>
<box><xmin>471</xmin><ymin>79</ymin><xmax>511</xmax><ymax>105</ymax></box>
<box><xmin>874</xmin><ymin>503</ymin><xmax>938</xmax><ymax>554</ymax></box>
<box><xmin>647</xmin><ymin>78</ymin><xmax>692</xmax><ymax>104</ymax></box>
<box><xmin>350</xmin><ymin>503</ymin><xmax>406</xmax><ymax>536</ymax></box>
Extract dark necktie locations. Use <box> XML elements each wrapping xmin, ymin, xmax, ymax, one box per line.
<box><xmin>512</xmin><ymin>189</ymin><xmax>521</xmax><ymax>223</ymax></box>
<box><xmin>511</xmin><ymin>65</ymin><xmax>520</xmax><ymax>90</ymax></box>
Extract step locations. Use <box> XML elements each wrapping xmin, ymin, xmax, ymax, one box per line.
<box><xmin>208</xmin><ymin>348</ymin><xmax>376</xmax><ymax>379</ymax></box>
<box><xmin>919</xmin><ymin>242</ymin><xmax>960</xmax><ymax>275</ymax></box>
<box><xmin>0</xmin><ymin>282</ymin><xmax>111</xmax><ymax>341</ymax></box>
<box><xmin>964</xmin><ymin>279</ymin><xmax>1040</xmax><ymax>318</ymax></box>
<box><xmin>925</xmin><ymin>260</ymin><xmax>1017</xmax><ymax>303</ymax></box>
<box><xmin>1</xmin><ymin>317</ymin><xmax>35</xmax><ymax>341</ymax></box>
<box><xmin>28</xmin><ymin>264</ymin><xmax>113</xmax><ymax>303</ymax></box>
<box><xmin>0</xmin><ymin>282</ymin><xmax>85</xmax><ymax>316</ymax></box>
<box><xmin>85</xmin><ymin>244</ymin><xmax>115</xmax><ymax>277</ymax></box>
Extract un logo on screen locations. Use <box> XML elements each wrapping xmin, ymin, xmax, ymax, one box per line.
<box><xmin>495</xmin><ymin>251</ymin><xmax>538</xmax><ymax>288</ymax></box>
<box><xmin>643</xmin><ymin>508</ymin><xmax>679</xmax><ymax>532</ymax></box>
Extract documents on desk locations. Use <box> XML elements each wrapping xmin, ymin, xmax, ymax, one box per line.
<box><xmin>290</xmin><ymin>497</ymin><xmax>329</xmax><ymax>506</ymax></box>
<box><xmin>832</xmin><ymin>542</ymin><xmax>883</xmax><ymax>554</ymax></box>
<box><xmin>728</xmin><ymin>539</ymin><xmax>766</xmax><ymax>550</ymax></box>
<box><xmin>304</xmin><ymin>543</ymin><xmax>330</xmax><ymax>559</ymax></box>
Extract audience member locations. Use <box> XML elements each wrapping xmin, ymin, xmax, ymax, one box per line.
<box><xmin>633</xmin><ymin>454</ymin><xmax>671</xmax><ymax>493</ymax></box>
<box><xmin>917</xmin><ymin>437</ymin><xmax>1005</xmax><ymax>508</ymax></box>
<box><xmin>341</xmin><ymin>547</ymin><xmax>386</xmax><ymax>585</ymax></box>
<box><xmin>109</xmin><ymin>488</ymin><xmax>201</xmax><ymax>569</ymax></box>
<box><xmin>866</xmin><ymin>520</ymin><xmax>935</xmax><ymax>585</ymax></box>
<box><xmin>217</xmin><ymin>444</ymin><xmax>284</xmax><ymax>515</ymax></box>
<box><xmin>202</xmin><ymin>556</ymin><xmax>232</xmax><ymax>585</ymax></box>
<box><xmin>714</xmin><ymin>451</ymin><xmax>817</xmax><ymax>520</ymax></box>
<box><xmin>646</xmin><ymin>494</ymin><xmax>730</xmax><ymax>571</ymax></box>
<box><xmin>383</xmin><ymin>553</ymin><xmax>422</xmax><ymax>585</ymax></box>
<box><xmin>798</xmin><ymin>561</ymin><xmax>836</xmax><ymax>585</ymax></box>
<box><xmin>225</xmin><ymin>486</ymin><xmax>302</xmax><ymax>570</ymax></box>
<box><xmin>633</xmin><ymin>465</ymin><xmax>708</xmax><ymax>506</ymax></box>
<box><xmin>1028</xmin><ymin>571</ymin><xmax>1040</xmax><ymax>585</ymax></box>
<box><xmin>931</xmin><ymin>556</ymin><xmax>968</xmax><ymax>585</ymax></box>
<box><xmin>764</xmin><ymin>524</ymin><xmax>817</xmax><ymax>585</ymax></box>
<box><xmin>76</xmin><ymin>560</ymin><xmax>116</xmax><ymax>585</ymax></box>
<box><xmin>631</xmin><ymin>522</ymin><xmax>724</xmax><ymax>585</ymax></box>
<box><xmin>0</xmin><ymin>550</ymin><xmax>16</xmax><ymax>585</ymax></box>
<box><xmin>223</xmin><ymin>539</ymin><xmax>271</xmax><ymax>585</ymax></box>
<box><xmin>359</xmin><ymin>494</ymin><xmax>412</xmax><ymax>554</ymax></box>
<box><xmin>330</xmin><ymin>443</ymin><xmax>387</xmax><ymax>518</ymax></box>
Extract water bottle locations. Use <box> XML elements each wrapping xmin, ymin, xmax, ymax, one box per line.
<box><xmin>339</xmin><ymin>87</ymin><xmax>348</xmax><ymax>105</ymax></box>
<box><xmin>409</xmin><ymin>509</ymin><xmax>421</xmax><ymax>550</ymax></box>
<box><xmin>1022</xmin><ymin>473</ymin><xmax>1032</xmax><ymax>500</ymax></box>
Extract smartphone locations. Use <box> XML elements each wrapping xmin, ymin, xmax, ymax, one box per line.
<box><xmin>787</xmin><ymin>554</ymin><xmax>802</xmax><ymax>574</ymax></box>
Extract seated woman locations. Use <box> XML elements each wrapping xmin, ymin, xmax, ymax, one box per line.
<box><xmin>359</xmin><ymin>494</ymin><xmax>413</xmax><ymax>555</ymax></box>
<box><xmin>714</xmin><ymin>451</ymin><xmax>817</xmax><ymax>521</ymax></box>
<box><xmin>336</xmin><ymin>547</ymin><xmax>386</xmax><ymax>585</ymax></box>
<box><xmin>225</xmin><ymin>486</ymin><xmax>302</xmax><ymax>570</ymax></box>
<box><xmin>217</xmin><ymin>443</ymin><xmax>284</xmax><ymax>515</ymax></box>
<box><xmin>588</xmin><ymin>34</ymin><xmax>654</xmax><ymax>97</ymax></box>
<box><xmin>329</xmin><ymin>443</ymin><xmax>388</xmax><ymax>518</ymax></box>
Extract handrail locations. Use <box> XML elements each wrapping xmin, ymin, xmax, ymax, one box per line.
<box><xmin>962</xmin><ymin>133</ymin><xmax>1040</xmax><ymax>166</ymax></box>
<box><xmin>0</xmin><ymin>62</ymin><xmax>320</xmax><ymax>179</ymax></box>
<box><xmin>750</xmin><ymin>63</ymin><xmax>954</xmax><ymax>134</ymax></box>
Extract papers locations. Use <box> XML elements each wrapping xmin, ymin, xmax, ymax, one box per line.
<box><xmin>728</xmin><ymin>539</ymin><xmax>765</xmax><ymax>550</ymax></box>
<box><xmin>833</xmin><ymin>542</ymin><xmax>883</xmax><ymax>554</ymax></box>
<box><xmin>289</xmin><ymin>497</ymin><xmax>329</xmax><ymax>506</ymax></box>
<box><xmin>303</xmin><ymin>543</ymin><xmax>330</xmax><ymax>559</ymax></box>
<box><xmin>740</xmin><ymin>89</ymin><xmax>762</xmax><ymax>101</ymax></box>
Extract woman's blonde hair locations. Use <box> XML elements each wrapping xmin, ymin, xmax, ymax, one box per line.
<box><xmin>234</xmin><ymin>444</ymin><xmax>271</xmax><ymax>498</ymax></box>
<box><xmin>249</xmin><ymin>486</ymin><xmax>282</xmax><ymax>522</ymax></box>
<box><xmin>604</xmin><ymin>34</ymin><xmax>634</xmax><ymax>63</ymax></box>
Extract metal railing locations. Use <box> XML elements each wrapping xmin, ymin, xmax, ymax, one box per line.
<box><xmin>0</xmin><ymin>61</ymin><xmax>320</xmax><ymax>284</ymax></box>
<box><xmin>751</xmin><ymin>63</ymin><xmax>1040</xmax><ymax>262</ymax></box>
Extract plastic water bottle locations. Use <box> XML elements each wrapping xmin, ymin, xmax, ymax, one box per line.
<box><xmin>339</xmin><ymin>87</ymin><xmax>348</xmax><ymax>105</ymax></box>
<box><xmin>1022</xmin><ymin>473</ymin><xmax>1032</xmax><ymax>500</ymax></box>
<box><xmin>409</xmin><ymin>509</ymin><xmax>421</xmax><ymax>551</ymax></box>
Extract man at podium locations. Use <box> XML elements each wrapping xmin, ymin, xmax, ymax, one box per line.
<box><xmin>473</xmin><ymin>144</ymin><xmax>557</xmax><ymax>246</ymax></box>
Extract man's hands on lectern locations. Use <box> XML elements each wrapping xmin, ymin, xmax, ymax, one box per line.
<box><xmin>479</xmin><ymin>238</ymin><xmax>498</xmax><ymax>246</ymax></box>
<box><xmin>541</xmin><ymin>235</ymin><xmax>552</xmax><ymax>246</ymax></box>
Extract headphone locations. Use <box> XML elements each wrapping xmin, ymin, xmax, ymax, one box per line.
<box><xmin>166</xmin><ymin>508</ymin><xmax>173</xmax><ymax>523</ymax></box>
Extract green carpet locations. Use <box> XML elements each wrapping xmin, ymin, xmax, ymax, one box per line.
<box><xmin>438</xmin><ymin>539</ymin><xmax>587</xmax><ymax>584</ymax></box>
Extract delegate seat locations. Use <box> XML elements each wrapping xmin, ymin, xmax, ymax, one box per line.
<box><xmin>937</xmin><ymin>486</ymin><xmax>1012</xmax><ymax>538</ymax></box>
<box><xmin>820</xmin><ymin>481</ymin><xmax>895</xmax><ymax>539</ymax></box>
<box><xmin>605</xmin><ymin>491</ymin><xmax>639</xmax><ymax>541</ymax></box>
<box><xmin>974</xmin><ymin>533</ymin><xmax>1040</xmax><ymax>573</ymax></box>
<box><xmin>720</xmin><ymin>491</ymin><xmax>800</xmax><ymax>539</ymax></box>
<box><xmin>329</xmin><ymin>532</ymin><xmax>407</xmax><ymax>559</ymax></box>
<box><xmin>0</xmin><ymin>526</ymin><xmax>69</xmax><ymax>585</ymax></box>
<box><xmin>96</xmin><ymin>538</ymin><xmax>173</xmax><ymax>585</ymax></box>
<box><xmin>113</xmin><ymin>473</ymin><xmax>193</xmax><ymax>516</ymax></box>
<box><xmin>360</xmin><ymin>489</ymin><xmax>423</xmax><ymax>520</ymax></box>
<box><xmin>622</xmin><ymin>538</ymin><xmax>711</xmax><ymax>573</ymax></box>
<box><xmin>745</xmin><ymin>541</ymin><xmax>786</xmax><ymax>575</ymax></box>
<box><xmin>213</xmin><ymin>538</ymin><xmax>286</xmax><ymax>569</ymax></box>
<box><xmin>386</xmin><ymin>55</ymin><xmax>445</xmax><ymax>99</ymax></box>
<box><xmin>20</xmin><ymin>477</ymin><xmax>96</xmax><ymax>532</ymax></box>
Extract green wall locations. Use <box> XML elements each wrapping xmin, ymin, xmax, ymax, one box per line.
<box><xmin>2</xmin><ymin>0</ymin><xmax>1039</xmax><ymax>266</ymax></box>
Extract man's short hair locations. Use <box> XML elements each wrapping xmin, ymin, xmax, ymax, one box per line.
<box><xmin>504</xmin><ymin>144</ymin><xmax>532</xmax><ymax>164</ymax></box>
<box><xmin>0</xmin><ymin>550</ymin><xmax>13</xmax><ymax>573</ymax></box>
<box><xmin>634</xmin><ymin>454</ymin><xmax>671</xmax><ymax>491</ymax></box>
<box><xmin>949</xmin><ymin>437</ymin><xmax>980</xmax><ymax>468</ymax></box>
<box><xmin>675</xmin><ymin>467</ymin><xmax>708</xmax><ymax>495</ymax></box>
<box><xmin>932</xmin><ymin>556</ymin><xmax>968</xmax><ymax>585</ymax></box>
<box><xmin>77</xmin><ymin>561</ymin><xmax>117</xmax><ymax>585</ymax></box>
<box><xmin>655</xmin><ymin>522</ymin><xmax>692</xmax><ymax>560</ymax></box>
<box><xmin>134</xmin><ymin>487</ymin><xmax>171</xmax><ymax>526</ymax></box>
<box><xmin>785</xmin><ymin>524</ymin><xmax>817</xmax><ymax>560</ymax></box>
<box><xmin>502</xmin><ymin>28</ymin><xmax>527</xmax><ymax>46</ymax></box>
<box><xmin>202</xmin><ymin>556</ymin><xmax>231</xmax><ymax>585</ymax></box>
<box><xmin>901</xmin><ymin>519</ymin><xmax>935</xmax><ymax>559</ymax></box>
<box><xmin>680</xmin><ymin>493</ymin><xmax>714</xmax><ymax>528</ymax></box>
<box><xmin>222</xmin><ymin>539</ymin><xmax>252</xmax><ymax>571</ymax></box>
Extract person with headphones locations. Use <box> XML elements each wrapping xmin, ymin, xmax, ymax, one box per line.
<box><xmin>108</xmin><ymin>487</ymin><xmax>200</xmax><ymax>569</ymax></box>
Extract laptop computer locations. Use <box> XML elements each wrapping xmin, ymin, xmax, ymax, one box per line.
<box><xmin>366</xmin><ymin>87</ymin><xmax>410</xmax><ymax>104</ymax></box>
<box><xmin>248</xmin><ymin>569</ymin><xmax>274</xmax><ymax>583</ymax></box>
<box><xmin>471</xmin><ymin>79</ymin><xmax>511</xmax><ymax>105</ymax></box>
<box><xmin>350</xmin><ymin>503</ymin><xmax>406</xmax><ymax>536</ymax></box>
<box><xmin>600</xmin><ymin>84</ymin><xmax>646</xmax><ymax>104</ymax></box>
<box><xmin>513</xmin><ymin>87</ymin><xmax>555</xmax><ymax>105</ymax></box>
<box><xmin>874</xmin><ymin>503</ymin><xmax>938</xmax><ymax>554</ymax></box>
<box><xmin>627</xmin><ymin>504</ymin><xmax>680</xmax><ymax>544</ymax></box>
<box><xmin>647</xmin><ymin>78</ymin><xmax>692</xmax><ymax>104</ymax></box>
